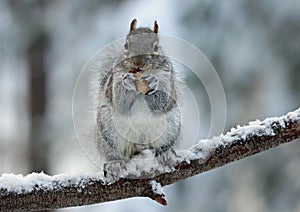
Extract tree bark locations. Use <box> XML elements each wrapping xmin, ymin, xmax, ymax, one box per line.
<box><xmin>1</xmin><ymin>108</ymin><xmax>300</xmax><ymax>211</ymax></box>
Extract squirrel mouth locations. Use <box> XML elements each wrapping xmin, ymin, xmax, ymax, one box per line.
<box><xmin>129</xmin><ymin>67</ymin><xmax>143</xmax><ymax>74</ymax></box>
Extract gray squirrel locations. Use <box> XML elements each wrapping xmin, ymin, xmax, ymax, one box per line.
<box><xmin>95</xmin><ymin>19</ymin><xmax>182</xmax><ymax>175</ymax></box>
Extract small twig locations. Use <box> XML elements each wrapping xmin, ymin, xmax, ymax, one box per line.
<box><xmin>148</xmin><ymin>180</ymin><xmax>167</xmax><ymax>206</ymax></box>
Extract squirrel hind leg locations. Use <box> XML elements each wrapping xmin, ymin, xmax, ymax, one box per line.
<box><xmin>103</xmin><ymin>160</ymin><xmax>127</xmax><ymax>180</ymax></box>
<box><xmin>154</xmin><ymin>146</ymin><xmax>181</xmax><ymax>167</ymax></box>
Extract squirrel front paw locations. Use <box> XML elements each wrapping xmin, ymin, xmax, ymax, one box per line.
<box><xmin>122</xmin><ymin>73</ymin><xmax>137</xmax><ymax>91</ymax></box>
<box><xmin>142</xmin><ymin>74</ymin><xmax>159</xmax><ymax>95</ymax></box>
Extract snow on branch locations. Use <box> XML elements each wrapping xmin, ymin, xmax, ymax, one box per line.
<box><xmin>1</xmin><ymin>108</ymin><xmax>300</xmax><ymax>211</ymax></box>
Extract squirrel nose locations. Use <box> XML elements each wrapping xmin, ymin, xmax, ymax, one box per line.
<box><xmin>131</xmin><ymin>56</ymin><xmax>145</xmax><ymax>68</ymax></box>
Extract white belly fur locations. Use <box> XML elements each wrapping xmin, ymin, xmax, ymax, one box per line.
<box><xmin>112</xmin><ymin>95</ymin><xmax>167</xmax><ymax>149</ymax></box>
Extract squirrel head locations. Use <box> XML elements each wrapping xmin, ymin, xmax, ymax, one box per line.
<box><xmin>122</xmin><ymin>19</ymin><xmax>161</xmax><ymax>71</ymax></box>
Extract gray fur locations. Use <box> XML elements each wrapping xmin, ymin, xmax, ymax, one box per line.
<box><xmin>95</xmin><ymin>21</ymin><xmax>182</xmax><ymax>173</ymax></box>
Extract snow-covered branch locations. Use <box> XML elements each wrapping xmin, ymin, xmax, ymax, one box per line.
<box><xmin>1</xmin><ymin>108</ymin><xmax>300</xmax><ymax>211</ymax></box>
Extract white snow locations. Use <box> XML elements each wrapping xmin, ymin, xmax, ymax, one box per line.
<box><xmin>1</xmin><ymin>108</ymin><xmax>299</xmax><ymax>193</ymax></box>
<box><xmin>188</xmin><ymin>107</ymin><xmax>300</xmax><ymax>160</ymax></box>
<box><xmin>0</xmin><ymin>172</ymin><xmax>103</xmax><ymax>194</ymax></box>
<box><xmin>149</xmin><ymin>180</ymin><xmax>164</xmax><ymax>196</ymax></box>
<box><xmin>0</xmin><ymin>172</ymin><xmax>53</xmax><ymax>194</ymax></box>
<box><xmin>104</xmin><ymin>149</ymin><xmax>177</xmax><ymax>183</ymax></box>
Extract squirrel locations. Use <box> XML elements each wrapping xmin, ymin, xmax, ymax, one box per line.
<box><xmin>95</xmin><ymin>19</ymin><xmax>182</xmax><ymax>176</ymax></box>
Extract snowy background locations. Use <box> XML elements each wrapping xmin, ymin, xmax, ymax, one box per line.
<box><xmin>1</xmin><ymin>0</ymin><xmax>300</xmax><ymax>211</ymax></box>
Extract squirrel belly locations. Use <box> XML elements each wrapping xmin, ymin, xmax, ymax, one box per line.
<box><xmin>112</xmin><ymin>94</ymin><xmax>169</xmax><ymax>155</ymax></box>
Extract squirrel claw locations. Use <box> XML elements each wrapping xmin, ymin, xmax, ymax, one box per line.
<box><xmin>122</xmin><ymin>73</ymin><xmax>137</xmax><ymax>91</ymax></box>
<box><xmin>104</xmin><ymin>160</ymin><xmax>127</xmax><ymax>181</ymax></box>
<box><xmin>142</xmin><ymin>74</ymin><xmax>156</xmax><ymax>82</ymax></box>
<box><xmin>142</xmin><ymin>74</ymin><xmax>159</xmax><ymax>94</ymax></box>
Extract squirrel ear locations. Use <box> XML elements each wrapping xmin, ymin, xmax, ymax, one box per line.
<box><xmin>153</xmin><ymin>21</ymin><xmax>159</xmax><ymax>33</ymax></box>
<box><xmin>130</xmin><ymin>19</ymin><xmax>137</xmax><ymax>32</ymax></box>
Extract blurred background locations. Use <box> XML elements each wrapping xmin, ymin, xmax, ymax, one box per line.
<box><xmin>0</xmin><ymin>0</ymin><xmax>300</xmax><ymax>211</ymax></box>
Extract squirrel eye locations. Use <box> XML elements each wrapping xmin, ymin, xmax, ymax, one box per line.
<box><xmin>124</xmin><ymin>42</ymin><xmax>129</xmax><ymax>49</ymax></box>
<box><xmin>153</xmin><ymin>43</ymin><xmax>159</xmax><ymax>52</ymax></box>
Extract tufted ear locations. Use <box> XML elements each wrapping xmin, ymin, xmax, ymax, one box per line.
<box><xmin>153</xmin><ymin>20</ymin><xmax>158</xmax><ymax>33</ymax></box>
<box><xmin>130</xmin><ymin>19</ymin><xmax>137</xmax><ymax>32</ymax></box>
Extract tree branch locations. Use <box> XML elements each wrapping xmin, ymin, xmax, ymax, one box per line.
<box><xmin>1</xmin><ymin>108</ymin><xmax>300</xmax><ymax>211</ymax></box>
